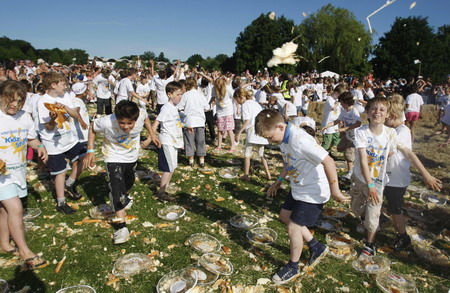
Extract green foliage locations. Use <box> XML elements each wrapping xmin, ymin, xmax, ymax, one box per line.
<box><xmin>140</xmin><ymin>51</ymin><xmax>156</xmax><ymax>61</ymax></box>
<box><xmin>114</xmin><ymin>60</ymin><xmax>128</xmax><ymax>69</ymax></box>
<box><xmin>156</xmin><ymin>52</ymin><xmax>169</xmax><ymax>63</ymax></box>
<box><xmin>298</xmin><ymin>4</ymin><xmax>372</xmax><ymax>75</ymax></box>
<box><xmin>186</xmin><ymin>54</ymin><xmax>204</xmax><ymax>68</ymax></box>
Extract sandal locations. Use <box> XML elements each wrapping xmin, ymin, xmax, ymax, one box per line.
<box><xmin>24</xmin><ymin>255</ymin><xmax>47</xmax><ymax>270</ymax></box>
<box><xmin>6</xmin><ymin>247</ymin><xmax>19</xmax><ymax>256</ymax></box>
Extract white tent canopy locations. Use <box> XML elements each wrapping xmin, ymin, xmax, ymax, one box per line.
<box><xmin>320</xmin><ymin>71</ymin><xmax>340</xmax><ymax>78</ymax></box>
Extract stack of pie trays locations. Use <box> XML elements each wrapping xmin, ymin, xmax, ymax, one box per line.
<box><xmin>188</xmin><ymin>233</ymin><xmax>221</xmax><ymax>254</ymax></box>
<box><xmin>183</xmin><ymin>264</ymin><xmax>219</xmax><ymax>286</ymax></box>
<box><xmin>376</xmin><ymin>272</ymin><xmax>418</xmax><ymax>293</ymax></box>
<box><xmin>198</xmin><ymin>253</ymin><xmax>234</xmax><ymax>276</ymax></box>
<box><xmin>89</xmin><ymin>204</ymin><xmax>114</xmax><ymax>220</ymax></box>
<box><xmin>406</xmin><ymin>227</ymin><xmax>435</xmax><ymax>246</ymax></box>
<box><xmin>218</xmin><ymin>168</ymin><xmax>239</xmax><ymax>179</ymax></box>
<box><xmin>413</xmin><ymin>244</ymin><xmax>450</xmax><ymax>266</ymax></box>
<box><xmin>326</xmin><ymin>232</ymin><xmax>357</xmax><ymax>260</ymax></box>
<box><xmin>316</xmin><ymin>218</ymin><xmax>342</xmax><ymax>232</ymax></box>
<box><xmin>229</xmin><ymin>214</ymin><xmax>258</xmax><ymax>229</ymax></box>
<box><xmin>112</xmin><ymin>253</ymin><xmax>153</xmax><ymax>278</ymax></box>
<box><xmin>156</xmin><ymin>269</ymin><xmax>198</xmax><ymax>293</ymax></box>
<box><xmin>199</xmin><ymin>168</ymin><xmax>214</xmax><ymax>175</ymax></box>
<box><xmin>246</xmin><ymin>227</ymin><xmax>277</xmax><ymax>245</ymax></box>
<box><xmin>352</xmin><ymin>255</ymin><xmax>391</xmax><ymax>274</ymax></box>
<box><xmin>55</xmin><ymin>285</ymin><xmax>96</xmax><ymax>293</ymax></box>
<box><xmin>23</xmin><ymin>208</ymin><xmax>42</xmax><ymax>221</ymax></box>
<box><xmin>157</xmin><ymin>205</ymin><xmax>186</xmax><ymax>221</ymax></box>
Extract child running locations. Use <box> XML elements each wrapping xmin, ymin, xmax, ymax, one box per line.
<box><xmin>255</xmin><ymin>109</ymin><xmax>349</xmax><ymax>285</ymax></box>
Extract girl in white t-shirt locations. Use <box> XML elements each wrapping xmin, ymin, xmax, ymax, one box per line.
<box><xmin>135</xmin><ymin>75</ymin><xmax>151</xmax><ymax>111</ymax></box>
<box><xmin>0</xmin><ymin>80</ymin><xmax>48</xmax><ymax>269</ymax></box>
<box><xmin>301</xmin><ymin>89</ymin><xmax>312</xmax><ymax>116</ymax></box>
<box><xmin>213</xmin><ymin>77</ymin><xmax>236</xmax><ymax>151</ymax></box>
<box><xmin>234</xmin><ymin>88</ymin><xmax>271</xmax><ymax>181</ymax></box>
<box><xmin>288</xmin><ymin>81</ymin><xmax>303</xmax><ymax>115</ymax></box>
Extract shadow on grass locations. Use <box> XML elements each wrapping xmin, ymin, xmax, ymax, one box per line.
<box><xmin>77</xmin><ymin>174</ymin><xmax>109</xmax><ymax>206</ymax></box>
<box><xmin>7</xmin><ymin>266</ymin><xmax>46</xmax><ymax>292</ymax></box>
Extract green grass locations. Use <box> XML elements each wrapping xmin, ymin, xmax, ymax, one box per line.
<box><xmin>2</xmin><ymin>127</ymin><xmax>450</xmax><ymax>293</ymax></box>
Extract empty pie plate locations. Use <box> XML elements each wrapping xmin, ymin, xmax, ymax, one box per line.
<box><xmin>89</xmin><ymin>204</ymin><xmax>114</xmax><ymax>220</ymax></box>
<box><xmin>198</xmin><ymin>253</ymin><xmax>234</xmax><ymax>276</ymax></box>
<box><xmin>246</xmin><ymin>227</ymin><xmax>277</xmax><ymax>245</ymax></box>
<box><xmin>156</xmin><ymin>269</ymin><xmax>198</xmax><ymax>293</ymax></box>
<box><xmin>188</xmin><ymin>233</ymin><xmax>221</xmax><ymax>254</ymax></box>
<box><xmin>420</xmin><ymin>193</ymin><xmax>447</xmax><ymax>205</ymax></box>
<box><xmin>229</xmin><ymin>215</ymin><xmax>258</xmax><ymax>229</ymax></box>
<box><xmin>56</xmin><ymin>285</ymin><xmax>96</xmax><ymax>293</ymax></box>
<box><xmin>23</xmin><ymin>208</ymin><xmax>42</xmax><ymax>221</ymax></box>
<box><xmin>376</xmin><ymin>272</ymin><xmax>418</xmax><ymax>293</ymax></box>
<box><xmin>199</xmin><ymin>168</ymin><xmax>214</xmax><ymax>175</ymax></box>
<box><xmin>183</xmin><ymin>264</ymin><xmax>219</xmax><ymax>286</ymax></box>
<box><xmin>157</xmin><ymin>205</ymin><xmax>186</xmax><ymax>221</ymax></box>
<box><xmin>218</xmin><ymin>168</ymin><xmax>239</xmax><ymax>179</ymax></box>
<box><xmin>112</xmin><ymin>253</ymin><xmax>154</xmax><ymax>277</ymax></box>
<box><xmin>352</xmin><ymin>256</ymin><xmax>391</xmax><ymax>274</ymax></box>
<box><xmin>413</xmin><ymin>244</ymin><xmax>450</xmax><ymax>266</ymax></box>
<box><xmin>316</xmin><ymin>218</ymin><xmax>342</xmax><ymax>231</ymax></box>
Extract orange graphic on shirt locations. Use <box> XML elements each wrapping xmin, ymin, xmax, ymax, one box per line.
<box><xmin>283</xmin><ymin>153</ymin><xmax>301</xmax><ymax>183</ymax></box>
<box><xmin>0</xmin><ymin>131</ymin><xmax>28</xmax><ymax>162</ymax></box>
<box><xmin>366</xmin><ymin>146</ymin><xmax>385</xmax><ymax>179</ymax></box>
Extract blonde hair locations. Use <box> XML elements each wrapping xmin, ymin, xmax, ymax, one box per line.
<box><xmin>388</xmin><ymin>94</ymin><xmax>405</xmax><ymax>120</ymax></box>
<box><xmin>233</xmin><ymin>87</ymin><xmax>253</xmax><ymax>104</ymax></box>
<box><xmin>185</xmin><ymin>77</ymin><xmax>198</xmax><ymax>91</ymax></box>
<box><xmin>214</xmin><ymin>77</ymin><xmax>227</xmax><ymax>101</ymax></box>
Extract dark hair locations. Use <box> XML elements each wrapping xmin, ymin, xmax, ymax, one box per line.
<box><xmin>166</xmin><ymin>81</ymin><xmax>182</xmax><ymax>96</ymax></box>
<box><xmin>127</xmin><ymin>68</ymin><xmax>136</xmax><ymax>77</ymax></box>
<box><xmin>115</xmin><ymin>100</ymin><xmax>140</xmax><ymax>121</ymax></box>
<box><xmin>338</xmin><ymin>91</ymin><xmax>355</xmax><ymax>106</ymax></box>
<box><xmin>301</xmin><ymin>125</ymin><xmax>315</xmax><ymax>137</ymax></box>
<box><xmin>19</xmin><ymin>79</ymin><xmax>32</xmax><ymax>92</ymax></box>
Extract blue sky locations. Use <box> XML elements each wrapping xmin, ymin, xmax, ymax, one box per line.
<box><xmin>2</xmin><ymin>0</ymin><xmax>449</xmax><ymax>61</ymax></box>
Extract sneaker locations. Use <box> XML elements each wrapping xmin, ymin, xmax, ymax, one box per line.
<box><xmin>113</xmin><ymin>227</ymin><xmax>130</xmax><ymax>244</ymax></box>
<box><xmin>307</xmin><ymin>245</ymin><xmax>329</xmax><ymax>268</ymax></box>
<box><xmin>360</xmin><ymin>242</ymin><xmax>376</xmax><ymax>257</ymax></box>
<box><xmin>56</xmin><ymin>202</ymin><xmax>76</xmax><ymax>214</ymax></box>
<box><xmin>65</xmin><ymin>184</ymin><xmax>82</xmax><ymax>200</ymax></box>
<box><xmin>272</xmin><ymin>263</ymin><xmax>301</xmax><ymax>285</ymax></box>
<box><xmin>124</xmin><ymin>198</ymin><xmax>133</xmax><ymax>210</ymax></box>
<box><xmin>199</xmin><ymin>163</ymin><xmax>205</xmax><ymax>168</ymax></box>
<box><xmin>393</xmin><ymin>234</ymin><xmax>411</xmax><ymax>251</ymax></box>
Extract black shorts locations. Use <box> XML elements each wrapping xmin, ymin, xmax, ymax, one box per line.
<box><xmin>47</xmin><ymin>142</ymin><xmax>87</xmax><ymax>175</ymax></box>
<box><xmin>383</xmin><ymin>186</ymin><xmax>407</xmax><ymax>215</ymax></box>
<box><xmin>282</xmin><ymin>191</ymin><xmax>324</xmax><ymax>227</ymax></box>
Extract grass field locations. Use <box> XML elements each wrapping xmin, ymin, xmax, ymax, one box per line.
<box><xmin>1</xmin><ymin>104</ymin><xmax>449</xmax><ymax>293</ymax></box>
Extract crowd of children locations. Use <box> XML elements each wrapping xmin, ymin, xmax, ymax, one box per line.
<box><xmin>0</xmin><ymin>59</ymin><xmax>447</xmax><ymax>286</ymax></box>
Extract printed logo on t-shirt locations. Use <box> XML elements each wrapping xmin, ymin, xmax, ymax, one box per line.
<box><xmin>366</xmin><ymin>146</ymin><xmax>386</xmax><ymax>181</ymax></box>
<box><xmin>175</xmin><ymin>115</ymin><xmax>183</xmax><ymax>128</ymax></box>
<box><xmin>116</xmin><ymin>135</ymin><xmax>135</xmax><ymax>149</ymax></box>
<box><xmin>0</xmin><ymin>128</ymin><xmax>28</xmax><ymax>162</ymax></box>
<box><xmin>282</xmin><ymin>152</ymin><xmax>301</xmax><ymax>183</ymax></box>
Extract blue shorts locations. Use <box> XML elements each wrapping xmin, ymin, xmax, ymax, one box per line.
<box><xmin>158</xmin><ymin>145</ymin><xmax>178</xmax><ymax>173</ymax></box>
<box><xmin>282</xmin><ymin>191</ymin><xmax>324</xmax><ymax>227</ymax></box>
<box><xmin>384</xmin><ymin>186</ymin><xmax>407</xmax><ymax>215</ymax></box>
<box><xmin>0</xmin><ymin>183</ymin><xmax>27</xmax><ymax>201</ymax></box>
<box><xmin>47</xmin><ymin>142</ymin><xmax>86</xmax><ymax>175</ymax></box>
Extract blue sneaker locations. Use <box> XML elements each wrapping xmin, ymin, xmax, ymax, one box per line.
<box><xmin>307</xmin><ymin>245</ymin><xmax>329</xmax><ymax>268</ymax></box>
<box><xmin>272</xmin><ymin>263</ymin><xmax>301</xmax><ymax>285</ymax></box>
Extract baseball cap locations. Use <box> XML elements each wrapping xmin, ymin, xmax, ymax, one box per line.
<box><xmin>72</xmin><ymin>83</ymin><xmax>87</xmax><ymax>95</ymax></box>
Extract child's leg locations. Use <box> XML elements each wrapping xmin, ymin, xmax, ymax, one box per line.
<box><xmin>287</xmin><ymin>221</ymin><xmax>307</xmax><ymax>262</ymax></box>
<box><xmin>124</xmin><ymin>162</ymin><xmax>136</xmax><ymax>193</ymax></box>
<box><xmin>160</xmin><ymin>172</ymin><xmax>173</xmax><ymax>192</ymax></box>
<box><xmin>184</xmin><ymin>129</ymin><xmax>195</xmax><ymax>165</ymax></box>
<box><xmin>0</xmin><ymin>205</ymin><xmax>15</xmax><ymax>252</ymax></box>
<box><xmin>258</xmin><ymin>146</ymin><xmax>271</xmax><ymax>180</ymax></box>
<box><xmin>365</xmin><ymin>190</ymin><xmax>383</xmax><ymax>243</ymax></box>
<box><xmin>157</xmin><ymin>145</ymin><xmax>177</xmax><ymax>194</ymax></box>
<box><xmin>195</xmin><ymin>127</ymin><xmax>207</xmax><ymax>165</ymax></box>
<box><xmin>349</xmin><ymin>177</ymin><xmax>367</xmax><ymax>221</ymax></box>
<box><xmin>279</xmin><ymin>208</ymin><xmax>292</xmax><ymax>225</ymax></box>
<box><xmin>409</xmin><ymin>120</ymin><xmax>417</xmax><ymax>142</ymax></box>
<box><xmin>54</xmin><ymin>171</ymin><xmax>67</xmax><ymax>200</ymax></box>
<box><xmin>228</xmin><ymin>130</ymin><xmax>236</xmax><ymax>150</ymax></box>
<box><xmin>217</xmin><ymin>131</ymin><xmax>223</xmax><ymax>149</ymax></box>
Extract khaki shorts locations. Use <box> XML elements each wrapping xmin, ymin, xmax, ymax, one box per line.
<box><xmin>349</xmin><ymin>175</ymin><xmax>383</xmax><ymax>233</ymax></box>
<box><xmin>337</xmin><ymin>133</ymin><xmax>355</xmax><ymax>162</ymax></box>
<box><xmin>244</xmin><ymin>143</ymin><xmax>265</xmax><ymax>158</ymax></box>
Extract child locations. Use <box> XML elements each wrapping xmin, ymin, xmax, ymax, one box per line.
<box><xmin>37</xmin><ymin>72</ymin><xmax>86</xmax><ymax>214</ymax></box>
<box><xmin>234</xmin><ymin>88</ymin><xmax>271</xmax><ymax>181</ymax></box>
<box><xmin>439</xmin><ymin>102</ymin><xmax>450</xmax><ymax>145</ymax></box>
<box><xmin>322</xmin><ymin>91</ymin><xmax>362</xmax><ymax>179</ymax></box>
<box><xmin>152</xmin><ymin>82</ymin><xmax>191</xmax><ymax>201</ymax></box>
<box><xmin>115</xmin><ymin>68</ymin><xmax>142</xmax><ymax>104</ymax></box>
<box><xmin>0</xmin><ymin>80</ymin><xmax>47</xmax><ymax>268</ymax></box>
<box><xmin>269</xmin><ymin>95</ymin><xmax>297</xmax><ymax>121</ymax></box>
<box><xmin>84</xmin><ymin>100</ymin><xmax>157</xmax><ymax>244</ymax></box>
<box><xmin>321</xmin><ymin>85</ymin><xmax>344</xmax><ymax>154</ymax></box>
<box><xmin>352</xmin><ymin>82</ymin><xmax>366</xmax><ymax>113</ymax></box>
<box><xmin>92</xmin><ymin>68</ymin><xmax>112</xmax><ymax>115</ymax></box>
<box><xmin>213</xmin><ymin>77</ymin><xmax>236</xmax><ymax>151</ymax></box>
<box><xmin>177</xmin><ymin>78</ymin><xmax>208</xmax><ymax>167</ymax></box>
<box><xmin>404</xmin><ymin>85</ymin><xmax>423</xmax><ymax>143</ymax></box>
<box><xmin>70</xmin><ymin>83</ymin><xmax>89</xmax><ymax>148</ymax></box>
<box><xmin>435</xmin><ymin>87</ymin><xmax>450</xmax><ymax>136</ymax></box>
<box><xmin>300</xmin><ymin>89</ymin><xmax>312</xmax><ymax>116</ymax></box>
<box><xmin>255</xmin><ymin>109</ymin><xmax>349</xmax><ymax>285</ymax></box>
<box><xmin>136</xmin><ymin>75</ymin><xmax>151</xmax><ymax>111</ymax></box>
<box><xmin>351</xmin><ymin>96</ymin><xmax>441</xmax><ymax>256</ymax></box>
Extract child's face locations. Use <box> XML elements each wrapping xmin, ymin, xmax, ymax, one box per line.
<box><xmin>384</xmin><ymin>113</ymin><xmax>397</xmax><ymax>127</ymax></box>
<box><xmin>367</xmin><ymin>102</ymin><xmax>388</xmax><ymax>124</ymax></box>
<box><xmin>168</xmin><ymin>89</ymin><xmax>182</xmax><ymax>105</ymax></box>
<box><xmin>52</xmin><ymin>81</ymin><xmax>67</xmax><ymax>96</ymax></box>
<box><xmin>117</xmin><ymin>118</ymin><xmax>137</xmax><ymax>134</ymax></box>
<box><xmin>261</xmin><ymin>123</ymin><xmax>285</xmax><ymax>144</ymax></box>
<box><xmin>341</xmin><ymin>102</ymin><xmax>350</xmax><ymax>110</ymax></box>
<box><xmin>0</xmin><ymin>94</ymin><xmax>24</xmax><ymax>115</ymax></box>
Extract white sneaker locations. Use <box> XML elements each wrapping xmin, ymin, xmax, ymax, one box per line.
<box><xmin>124</xmin><ymin>198</ymin><xmax>133</xmax><ymax>210</ymax></box>
<box><xmin>113</xmin><ymin>227</ymin><xmax>129</xmax><ymax>244</ymax></box>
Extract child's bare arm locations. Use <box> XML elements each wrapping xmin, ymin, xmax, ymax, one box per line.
<box><xmin>340</xmin><ymin>120</ymin><xmax>362</xmax><ymax>132</ymax></box>
<box><xmin>84</xmin><ymin>123</ymin><xmax>96</xmax><ymax>168</ymax></box>
<box><xmin>322</xmin><ymin>156</ymin><xmax>350</xmax><ymax>203</ymax></box>
<box><xmin>236</xmin><ymin>119</ymin><xmax>250</xmax><ymax>142</ymax></box>
<box><xmin>398</xmin><ymin>146</ymin><xmax>442</xmax><ymax>191</ymax></box>
<box><xmin>267</xmin><ymin>166</ymin><xmax>287</xmax><ymax>197</ymax></box>
<box><xmin>357</xmin><ymin>147</ymin><xmax>380</xmax><ymax>204</ymax></box>
<box><xmin>28</xmin><ymin>139</ymin><xmax>48</xmax><ymax>163</ymax></box>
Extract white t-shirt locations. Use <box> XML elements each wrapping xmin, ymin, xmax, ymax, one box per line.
<box><xmin>136</xmin><ymin>82</ymin><xmax>150</xmax><ymax>109</ymax></box>
<box><xmin>93</xmin><ymin>109</ymin><xmax>146</xmax><ymax>163</ymax></box>
<box><xmin>280</xmin><ymin>124</ymin><xmax>330</xmax><ymax>203</ymax></box>
<box><xmin>153</xmin><ymin>75</ymin><xmax>174</xmax><ymax>105</ymax></box>
<box><xmin>338</xmin><ymin>107</ymin><xmax>361</xmax><ymax>140</ymax></box>
<box><xmin>292</xmin><ymin>116</ymin><xmax>316</xmax><ymax>130</ymax></box>
<box><xmin>93</xmin><ymin>74</ymin><xmax>111</xmax><ymax>100</ymax></box>
<box><xmin>256</xmin><ymin>90</ymin><xmax>268</xmax><ymax>105</ymax></box>
<box><xmin>353</xmin><ymin>125</ymin><xmax>401</xmax><ymax>194</ymax></box>
<box><xmin>23</xmin><ymin>93</ymin><xmax>42</xmax><ymax>131</ymax></box>
<box><xmin>178</xmin><ymin>89</ymin><xmax>208</xmax><ymax>128</ymax></box>
<box><xmin>315</xmin><ymin>83</ymin><xmax>324</xmax><ymax>101</ymax></box>
<box><xmin>241</xmin><ymin>100</ymin><xmax>268</xmax><ymax>145</ymax></box>
<box><xmin>352</xmin><ymin>89</ymin><xmax>365</xmax><ymax>113</ymax></box>
<box><xmin>116</xmin><ymin>78</ymin><xmax>134</xmax><ymax>103</ymax></box>
<box><xmin>277</xmin><ymin>99</ymin><xmax>297</xmax><ymax>117</ymax></box>
<box><xmin>301</xmin><ymin>95</ymin><xmax>310</xmax><ymax>111</ymax></box>
<box><xmin>386</xmin><ymin>124</ymin><xmax>411</xmax><ymax>188</ymax></box>
<box><xmin>213</xmin><ymin>86</ymin><xmax>234</xmax><ymax>117</ymax></box>
<box><xmin>0</xmin><ymin>110</ymin><xmax>36</xmax><ymax>189</ymax></box>
<box><xmin>37</xmin><ymin>93</ymin><xmax>78</xmax><ymax>155</ymax></box>
<box><xmin>322</xmin><ymin>95</ymin><xmax>341</xmax><ymax>134</ymax></box>
<box><xmin>70</xmin><ymin>94</ymin><xmax>89</xmax><ymax>143</ymax></box>
<box><xmin>405</xmin><ymin>93</ymin><xmax>424</xmax><ymax>113</ymax></box>
<box><xmin>157</xmin><ymin>102</ymin><xmax>183</xmax><ymax>148</ymax></box>
<box><xmin>291</xmin><ymin>88</ymin><xmax>303</xmax><ymax>107</ymax></box>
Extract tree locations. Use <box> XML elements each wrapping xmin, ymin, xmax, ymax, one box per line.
<box><xmin>372</xmin><ymin>17</ymin><xmax>436</xmax><ymax>80</ymax></box>
<box><xmin>186</xmin><ymin>54</ymin><xmax>204</xmax><ymax>68</ymax></box>
<box><xmin>234</xmin><ymin>13</ymin><xmax>297</xmax><ymax>73</ymax></box>
<box><xmin>156</xmin><ymin>52</ymin><xmax>169</xmax><ymax>63</ymax></box>
<box><xmin>429</xmin><ymin>25</ymin><xmax>449</xmax><ymax>83</ymax></box>
<box><xmin>298</xmin><ymin>4</ymin><xmax>372</xmax><ymax>75</ymax></box>
<box><xmin>140</xmin><ymin>51</ymin><xmax>156</xmax><ymax>61</ymax></box>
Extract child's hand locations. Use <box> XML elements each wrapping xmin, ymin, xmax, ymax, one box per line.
<box><xmin>37</xmin><ymin>147</ymin><xmax>48</xmax><ymax>163</ymax></box>
<box><xmin>80</xmin><ymin>120</ymin><xmax>88</xmax><ymax>130</ymax></box>
<box><xmin>367</xmin><ymin>187</ymin><xmax>380</xmax><ymax>204</ymax></box>
<box><xmin>186</xmin><ymin>126</ymin><xmax>194</xmax><ymax>134</ymax></box>
<box><xmin>424</xmin><ymin>175</ymin><xmax>442</xmax><ymax>192</ymax></box>
<box><xmin>332</xmin><ymin>191</ymin><xmax>350</xmax><ymax>203</ymax></box>
<box><xmin>267</xmin><ymin>181</ymin><xmax>281</xmax><ymax>197</ymax></box>
<box><xmin>152</xmin><ymin>136</ymin><xmax>161</xmax><ymax>148</ymax></box>
<box><xmin>84</xmin><ymin>152</ymin><xmax>95</xmax><ymax>169</ymax></box>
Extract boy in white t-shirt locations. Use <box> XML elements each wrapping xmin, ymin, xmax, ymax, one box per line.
<box><xmin>37</xmin><ymin>72</ymin><xmax>87</xmax><ymax>214</ymax></box>
<box><xmin>70</xmin><ymin>83</ymin><xmax>89</xmax><ymax>147</ymax></box>
<box><xmin>84</xmin><ymin>100</ymin><xmax>158</xmax><ymax>244</ymax></box>
<box><xmin>135</xmin><ymin>75</ymin><xmax>151</xmax><ymax>111</ymax></box>
<box><xmin>405</xmin><ymin>85</ymin><xmax>423</xmax><ymax>143</ymax></box>
<box><xmin>255</xmin><ymin>109</ymin><xmax>349</xmax><ymax>285</ymax></box>
<box><xmin>321</xmin><ymin>85</ymin><xmax>344</xmax><ymax>154</ymax></box>
<box><xmin>0</xmin><ymin>80</ymin><xmax>48</xmax><ymax>269</ymax></box>
<box><xmin>234</xmin><ymin>88</ymin><xmax>271</xmax><ymax>181</ymax></box>
<box><xmin>93</xmin><ymin>68</ymin><xmax>112</xmax><ymax>115</ymax></box>
<box><xmin>116</xmin><ymin>68</ymin><xmax>142</xmax><ymax>104</ymax></box>
<box><xmin>152</xmin><ymin>82</ymin><xmax>191</xmax><ymax>201</ymax></box>
<box><xmin>383</xmin><ymin>95</ymin><xmax>442</xmax><ymax>251</ymax></box>
<box><xmin>351</xmin><ymin>97</ymin><xmax>441</xmax><ymax>257</ymax></box>
<box><xmin>322</xmin><ymin>92</ymin><xmax>362</xmax><ymax>179</ymax></box>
